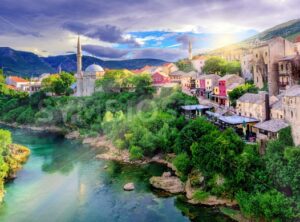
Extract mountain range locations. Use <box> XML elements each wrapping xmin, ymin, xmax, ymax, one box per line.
<box><xmin>0</xmin><ymin>47</ymin><xmax>166</xmax><ymax>77</ymax></box>
<box><xmin>1</xmin><ymin>18</ymin><xmax>300</xmax><ymax>77</ymax></box>
<box><xmin>211</xmin><ymin>18</ymin><xmax>300</xmax><ymax>53</ymax></box>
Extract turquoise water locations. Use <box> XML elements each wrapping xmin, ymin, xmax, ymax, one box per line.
<box><xmin>0</xmin><ymin>127</ymin><xmax>233</xmax><ymax>222</ymax></box>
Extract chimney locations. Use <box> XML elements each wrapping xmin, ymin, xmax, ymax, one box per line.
<box><xmin>265</xmin><ymin>93</ymin><xmax>270</xmax><ymax>121</ymax></box>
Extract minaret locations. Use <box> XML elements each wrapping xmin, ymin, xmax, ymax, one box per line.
<box><xmin>77</xmin><ymin>36</ymin><xmax>82</xmax><ymax>73</ymax></box>
<box><xmin>58</xmin><ymin>64</ymin><xmax>62</xmax><ymax>74</ymax></box>
<box><xmin>188</xmin><ymin>40</ymin><xmax>193</xmax><ymax>61</ymax></box>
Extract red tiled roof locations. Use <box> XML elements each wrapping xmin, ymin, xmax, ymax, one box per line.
<box><xmin>141</xmin><ymin>65</ymin><xmax>152</xmax><ymax>71</ymax></box>
<box><xmin>295</xmin><ymin>35</ymin><xmax>300</xmax><ymax>43</ymax></box>
<box><xmin>152</xmin><ymin>72</ymin><xmax>169</xmax><ymax>78</ymax></box>
<box><xmin>6</xmin><ymin>84</ymin><xmax>17</xmax><ymax>90</ymax></box>
<box><xmin>163</xmin><ymin>63</ymin><xmax>173</xmax><ymax>67</ymax></box>
<box><xmin>131</xmin><ymin>69</ymin><xmax>143</xmax><ymax>74</ymax></box>
<box><xmin>9</xmin><ymin>76</ymin><xmax>28</xmax><ymax>83</ymax></box>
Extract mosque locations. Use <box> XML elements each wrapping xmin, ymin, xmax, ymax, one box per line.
<box><xmin>75</xmin><ymin>36</ymin><xmax>105</xmax><ymax>96</ymax></box>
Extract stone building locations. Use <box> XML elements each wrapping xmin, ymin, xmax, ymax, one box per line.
<box><xmin>254</xmin><ymin>119</ymin><xmax>289</xmax><ymax>154</ymax></box>
<box><xmin>181</xmin><ymin>71</ymin><xmax>198</xmax><ymax>90</ymax></box>
<box><xmin>75</xmin><ymin>36</ymin><xmax>105</xmax><ymax>97</ymax></box>
<box><xmin>252</xmin><ymin>37</ymin><xmax>295</xmax><ymax>96</ymax></box>
<box><xmin>196</xmin><ymin>74</ymin><xmax>220</xmax><ymax>97</ymax></box>
<box><xmin>241</xmin><ymin>53</ymin><xmax>253</xmax><ymax>80</ymax></box>
<box><xmin>270</xmin><ymin>95</ymin><xmax>284</xmax><ymax>120</ymax></box>
<box><xmin>236</xmin><ymin>92</ymin><xmax>269</xmax><ymax>122</ymax></box>
<box><xmin>161</xmin><ymin>63</ymin><xmax>178</xmax><ymax>75</ymax></box>
<box><xmin>169</xmin><ymin>71</ymin><xmax>185</xmax><ymax>83</ymax></box>
<box><xmin>277</xmin><ymin>53</ymin><xmax>300</xmax><ymax>90</ymax></box>
<box><xmin>282</xmin><ymin>85</ymin><xmax>300</xmax><ymax>145</ymax></box>
<box><xmin>213</xmin><ymin>74</ymin><xmax>245</xmax><ymax>106</ymax></box>
<box><xmin>191</xmin><ymin>55</ymin><xmax>206</xmax><ymax>73</ymax></box>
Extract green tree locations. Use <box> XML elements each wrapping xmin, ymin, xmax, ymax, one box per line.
<box><xmin>128</xmin><ymin>74</ymin><xmax>154</xmax><ymax>96</ymax></box>
<box><xmin>41</xmin><ymin>73</ymin><xmax>75</xmax><ymax>95</ymax></box>
<box><xmin>173</xmin><ymin>152</ymin><xmax>191</xmax><ymax>176</ymax></box>
<box><xmin>176</xmin><ymin>60</ymin><xmax>195</xmax><ymax>72</ymax></box>
<box><xmin>0</xmin><ymin>69</ymin><xmax>5</xmax><ymax>84</ymax></box>
<box><xmin>96</xmin><ymin>69</ymin><xmax>134</xmax><ymax>92</ymax></box>
<box><xmin>174</xmin><ymin>118</ymin><xmax>217</xmax><ymax>153</ymax></box>
<box><xmin>225</xmin><ymin>61</ymin><xmax>241</xmax><ymax>75</ymax></box>
<box><xmin>202</xmin><ymin>57</ymin><xmax>226</xmax><ymax>75</ymax></box>
<box><xmin>129</xmin><ymin>145</ymin><xmax>144</xmax><ymax>160</ymax></box>
<box><xmin>236</xmin><ymin>191</ymin><xmax>294</xmax><ymax>221</ymax></box>
<box><xmin>228</xmin><ymin>83</ymin><xmax>258</xmax><ymax>107</ymax></box>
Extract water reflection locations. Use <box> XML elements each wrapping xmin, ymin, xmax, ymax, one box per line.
<box><xmin>0</xmin><ymin>126</ymin><xmax>233</xmax><ymax>222</ymax></box>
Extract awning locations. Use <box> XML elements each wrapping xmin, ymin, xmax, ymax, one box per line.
<box><xmin>219</xmin><ymin>115</ymin><xmax>259</xmax><ymax>125</ymax></box>
<box><xmin>181</xmin><ymin>105</ymin><xmax>212</xmax><ymax>111</ymax></box>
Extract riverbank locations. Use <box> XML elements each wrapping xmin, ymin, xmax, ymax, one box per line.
<box><xmin>0</xmin><ymin>123</ymin><xmax>240</xmax><ymax>220</ymax></box>
<box><xmin>0</xmin><ymin>142</ymin><xmax>30</xmax><ymax>203</ymax></box>
<box><xmin>0</xmin><ymin>122</ymin><xmax>66</xmax><ymax>134</ymax></box>
<box><xmin>80</xmin><ymin>134</ymin><xmax>239</xmax><ymax>208</ymax></box>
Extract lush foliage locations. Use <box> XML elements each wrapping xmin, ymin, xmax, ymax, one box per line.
<box><xmin>175</xmin><ymin>60</ymin><xmax>195</xmax><ymax>72</ymax></box>
<box><xmin>202</xmin><ymin>56</ymin><xmax>241</xmax><ymax>76</ymax></box>
<box><xmin>202</xmin><ymin>57</ymin><xmax>226</xmax><ymax>75</ymax></box>
<box><xmin>192</xmin><ymin>190</ymin><xmax>210</xmax><ymax>201</ymax></box>
<box><xmin>236</xmin><ymin>191</ymin><xmax>294</xmax><ymax>221</ymax></box>
<box><xmin>96</xmin><ymin>70</ymin><xmax>154</xmax><ymax>96</ymax></box>
<box><xmin>0</xmin><ymin>69</ymin><xmax>4</xmax><ymax>84</ymax></box>
<box><xmin>0</xmin><ymin>129</ymin><xmax>30</xmax><ymax>201</ymax></box>
<box><xmin>0</xmin><ymin>69</ymin><xmax>298</xmax><ymax>220</ymax></box>
<box><xmin>173</xmin><ymin>152</ymin><xmax>191</xmax><ymax>176</ymax></box>
<box><xmin>41</xmin><ymin>72</ymin><xmax>75</xmax><ymax>95</ymax></box>
<box><xmin>264</xmin><ymin>127</ymin><xmax>300</xmax><ymax>206</ymax></box>
<box><xmin>228</xmin><ymin>83</ymin><xmax>259</xmax><ymax>107</ymax></box>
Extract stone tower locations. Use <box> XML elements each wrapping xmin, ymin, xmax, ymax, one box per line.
<box><xmin>77</xmin><ymin>36</ymin><xmax>82</xmax><ymax>73</ymax></box>
<box><xmin>188</xmin><ymin>40</ymin><xmax>193</xmax><ymax>61</ymax></box>
<box><xmin>76</xmin><ymin>36</ymin><xmax>83</xmax><ymax>96</ymax></box>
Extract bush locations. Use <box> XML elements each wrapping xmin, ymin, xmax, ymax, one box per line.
<box><xmin>173</xmin><ymin>152</ymin><xmax>191</xmax><ymax>175</ymax></box>
<box><xmin>129</xmin><ymin>146</ymin><xmax>144</xmax><ymax>160</ymax></box>
<box><xmin>192</xmin><ymin>190</ymin><xmax>210</xmax><ymax>201</ymax></box>
<box><xmin>278</xmin><ymin>127</ymin><xmax>294</xmax><ymax>147</ymax></box>
<box><xmin>236</xmin><ymin>191</ymin><xmax>294</xmax><ymax>221</ymax></box>
<box><xmin>16</xmin><ymin>107</ymin><xmax>35</xmax><ymax>124</ymax></box>
<box><xmin>2</xmin><ymin>106</ymin><xmax>27</xmax><ymax>123</ymax></box>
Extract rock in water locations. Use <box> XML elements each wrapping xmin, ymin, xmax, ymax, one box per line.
<box><xmin>123</xmin><ymin>183</ymin><xmax>135</xmax><ymax>191</ymax></box>
<box><xmin>162</xmin><ymin>172</ymin><xmax>171</xmax><ymax>177</ymax></box>
<box><xmin>149</xmin><ymin>175</ymin><xmax>185</xmax><ymax>194</ymax></box>
<box><xmin>65</xmin><ymin>131</ymin><xmax>80</xmax><ymax>139</ymax></box>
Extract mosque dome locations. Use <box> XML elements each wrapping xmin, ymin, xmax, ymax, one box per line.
<box><xmin>85</xmin><ymin>64</ymin><xmax>104</xmax><ymax>72</ymax></box>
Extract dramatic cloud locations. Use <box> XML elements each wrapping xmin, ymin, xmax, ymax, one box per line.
<box><xmin>132</xmin><ymin>48</ymin><xmax>186</xmax><ymax>61</ymax></box>
<box><xmin>82</xmin><ymin>45</ymin><xmax>129</xmax><ymax>59</ymax></box>
<box><xmin>176</xmin><ymin>34</ymin><xmax>197</xmax><ymax>48</ymax></box>
<box><xmin>0</xmin><ymin>16</ymin><xmax>41</xmax><ymax>37</ymax></box>
<box><xmin>0</xmin><ymin>0</ymin><xmax>299</xmax><ymax>60</ymax></box>
<box><xmin>63</xmin><ymin>22</ymin><xmax>140</xmax><ymax>47</ymax></box>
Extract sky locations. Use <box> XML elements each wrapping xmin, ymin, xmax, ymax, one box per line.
<box><xmin>0</xmin><ymin>0</ymin><xmax>299</xmax><ymax>61</ymax></box>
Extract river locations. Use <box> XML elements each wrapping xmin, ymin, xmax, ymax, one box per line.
<box><xmin>0</xmin><ymin>126</ymin><xmax>233</xmax><ymax>222</ymax></box>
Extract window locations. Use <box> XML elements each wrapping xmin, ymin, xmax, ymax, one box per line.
<box><xmin>291</xmin><ymin>111</ymin><xmax>294</xmax><ymax>118</ymax></box>
<box><xmin>265</xmin><ymin>52</ymin><xmax>268</xmax><ymax>57</ymax></box>
<box><xmin>281</xmin><ymin>64</ymin><xmax>284</xmax><ymax>71</ymax></box>
<box><xmin>256</xmin><ymin>54</ymin><xmax>258</xmax><ymax>58</ymax></box>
